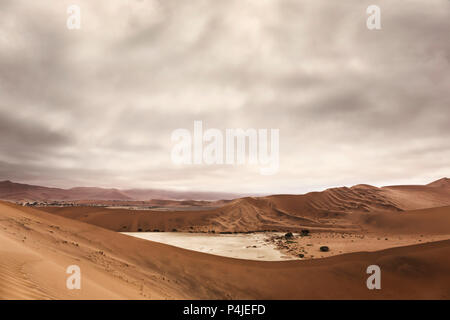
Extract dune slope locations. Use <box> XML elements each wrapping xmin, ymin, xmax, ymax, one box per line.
<box><xmin>1</xmin><ymin>201</ymin><xmax>450</xmax><ymax>299</ymax></box>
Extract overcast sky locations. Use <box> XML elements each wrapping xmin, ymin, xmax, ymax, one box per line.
<box><xmin>0</xmin><ymin>0</ymin><xmax>449</xmax><ymax>194</ymax></box>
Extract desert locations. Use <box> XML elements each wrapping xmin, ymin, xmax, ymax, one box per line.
<box><xmin>1</xmin><ymin>178</ymin><xmax>450</xmax><ymax>299</ymax></box>
<box><xmin>1</xmin><ymin>1</ymin><xmax>449</xmax><ymax>304</ymax></box>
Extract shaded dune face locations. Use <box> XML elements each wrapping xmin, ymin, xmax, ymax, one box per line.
<box><xmin>1</xmin><ymin>201</ymin><xmax>450</xmax><ymax>299</ymax></box>
<box><xmin>41</xmin><ymin>179</ymin><xmax>450</xmax><ymax>233</ymax></box>
<box><xmin>380</xmin><ymin>185</ymin><xmax>450</xmax><ymax>211</ymax></box>
<box><xmin>357</xmin><ymin>206</ymin><xmax>450</xmax><ymax>235</ymax></box>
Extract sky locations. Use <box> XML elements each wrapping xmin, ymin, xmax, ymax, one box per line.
<box><xmin>0</xmin><ymin>0</ymin><xmax>449</xmax><ymax>194</ymax></box>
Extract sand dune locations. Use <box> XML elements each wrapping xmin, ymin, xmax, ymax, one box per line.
<box><xmin>380</xmin><ymin>185</ymin><xmax>450</xmax><ymax>211</ymax></box>
<box><xmin>357</xmin><ymin>205</ymin><xmax>450</xmax><ymax>235</ymax></box>
<box><xmin>427</xmin><ymin>177</ymin><xmax>450</xmax><ymax>188</ymax></box>
<box><xmin>41</xmin><ymin>178</ymin><xmax>450</xmax><ymax>233</ymax></box>
<box><xmin>41</xmin><ymin>197</ymin><xmax>351</xmax><ymax>233</ymax></box>
<box><xmin>2</xmin><ymin>178</ymin><xmax>450</xmax><ymax>299</ymax></box>
<box><xmin>1</xmin><ymin>201</ymin><xmax>450</xmax><ymax>299</ymax></box>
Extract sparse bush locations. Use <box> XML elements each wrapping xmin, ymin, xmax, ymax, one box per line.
<box><xmin>301</xmin><ymin>229</ymin><xmax>310</xmax><ymax>237</ymax></box>
<box><xmin>284</xmin><ymin>232</ymin><xmax>294</xmax><ymax>239</ymax></box>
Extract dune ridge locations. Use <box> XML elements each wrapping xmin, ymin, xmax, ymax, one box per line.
<box><xmin>42</xmin><ymin>178</ymin><xmax>450</xmax><ymax>233</ymax></box>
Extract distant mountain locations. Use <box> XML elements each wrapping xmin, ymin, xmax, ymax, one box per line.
<box><xmin>0</xmin><ymin>180</ymin><xmax>242</xmax><ymax>201</ymax></box>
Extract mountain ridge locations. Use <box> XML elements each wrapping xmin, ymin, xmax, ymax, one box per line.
<box><xmin>0</xmin><ymin>180</ymin><xmax>243</xmax><ymax>201</ymax></box>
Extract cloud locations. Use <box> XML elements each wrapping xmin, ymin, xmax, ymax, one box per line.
<box><xmin>0</xmin><ymin>0</ymin><xmax>449</xmax><ymax>193</ymax></box>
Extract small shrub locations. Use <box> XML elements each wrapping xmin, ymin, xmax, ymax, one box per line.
<box><xmin>319</xmin><ymin>246</ymin><xmax>329</xmax><ymax>252</ymax></box>
<box><xmin>284</xmin><ymin>232</ymin><xmax>294</xmax><ymax>239</ymax></box>
<box><xmin>301</xmin><ymin>229</ymin><xmax>310</xmax><ymax>237</ymax></box>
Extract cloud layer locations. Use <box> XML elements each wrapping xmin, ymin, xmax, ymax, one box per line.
<box><xmin>0</xmin><ymin>0</ymin><xmax>449</xmax><ymax>193</ymax></box>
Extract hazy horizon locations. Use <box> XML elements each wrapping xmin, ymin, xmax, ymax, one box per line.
<box><xmin>1</xmin><ymin>176</ymin><xmax>448</xmax><ymax>197</ymax></box>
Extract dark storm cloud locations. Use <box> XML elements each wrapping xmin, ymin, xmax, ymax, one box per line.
<box><xmin>0</xmin><ymin>110</ymin><xmax>75</xmax><ymax>168</ymax></box>
<box><xmin>0</xmin><ymin>0</ymin><xmax>449</xmax><ymax>193</ymax></box>
<box><xmin>0</xmin><ymin>112</ymin><xmax>71</xmax><ymax>149</ymax></box>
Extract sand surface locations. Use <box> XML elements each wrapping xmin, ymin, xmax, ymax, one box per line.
<box><xmin>2</xmin><ymin>177</ymin><xmax>450</xmax><ymax>300</ymax></box>
<box><xmin>2</xmin><ymin>201</ymin><xmax>450</xmax><ymax>299</ymax></box>
<box><xmin>269</xmin><ymin>232</ymin><xmax>450</xmax><ymax>259</ymax></box>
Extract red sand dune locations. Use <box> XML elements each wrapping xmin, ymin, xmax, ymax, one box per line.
<box><xmin>1</xmin><ymin>178</ymin><xmax>450</xmax><ymax>299</ymax></box>
<box><xmin>357</xmin><ymin>205</ymin><xmax>450</xmax><ymax>235</ymax></box>
<box><xmin>41</xmin><ymin>178</ymin><xmax>450</xmax><ymax>233</ymax></box>
<box><xmin>1</xmin><ymin>201</ymin><xmax>450</xmax><ymax>299</ymax></box>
